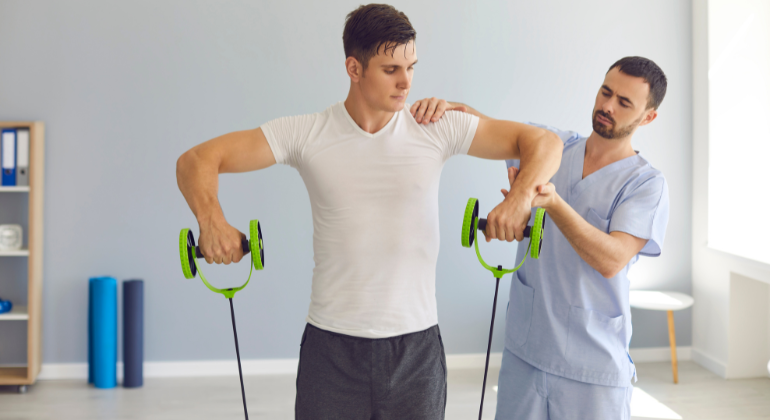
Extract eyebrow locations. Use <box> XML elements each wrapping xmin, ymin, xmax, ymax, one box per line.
<box><xmin>381</xmin><ymin>60</ymin><xmax>418</xmax><ymax>68</ymax></box>
<box><xmin>602</xmin><ymin>85</ymin><xmax>635</xmax><ymax>107</ymax></box>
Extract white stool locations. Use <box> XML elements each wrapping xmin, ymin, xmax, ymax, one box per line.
<box><xmin>629</xmin><ymin>290</ymin><xmax>694</xmax><ymax>384</ymax></box>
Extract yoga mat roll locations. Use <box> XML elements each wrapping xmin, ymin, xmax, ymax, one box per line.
<box><xmin>122</xmin><ymin>279</ymin><xmax>144</xmax><ymax>388</ymax></box>
<box><xmin>91</xmin><ymin>277</ymin><xmax>117</xmax><ymax>389</ymax></box>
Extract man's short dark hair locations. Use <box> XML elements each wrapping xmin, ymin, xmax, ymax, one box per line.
<box><xmin>608</xmin><ymin>56</ymin><xmax>668</xmax><ymax>110</ymax></box>
<box><xmin>343</xmin><ymin>4</ymin><xmax>416</xmax><ymax>70</ymax></box>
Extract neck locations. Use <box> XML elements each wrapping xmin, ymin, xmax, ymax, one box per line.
<box><xmin>582</xmin><ymin>131</ymin><xmax>636</xmax><ymax>178</ymax></box>
<box><xmin>344</xmin><ymin>85</ymin><xmax>397</xmax><ymax>134</ymax></box>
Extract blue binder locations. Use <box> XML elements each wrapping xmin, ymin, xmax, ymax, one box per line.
<box><xmin>1</xmin><ymin>129</ymin><xmax>16</xmax><ymax>186</ymax></box>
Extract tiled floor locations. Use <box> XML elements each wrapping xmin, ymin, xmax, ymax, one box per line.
<box><xmin>0</xmin><ymin>361</ymin><xmax>768</xmax><ymax>419</ymax></box>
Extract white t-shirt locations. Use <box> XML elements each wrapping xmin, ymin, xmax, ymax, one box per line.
<box><xmin>261</xmin><ymin>101</ymin><xmax>479</xmax><ymax>338</ymax></box>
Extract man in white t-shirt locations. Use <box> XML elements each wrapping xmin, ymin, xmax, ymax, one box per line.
<box><xmin>176</xmin><ymin>4</ymin><xmax>563</xmax><ymax>419</ymax></box>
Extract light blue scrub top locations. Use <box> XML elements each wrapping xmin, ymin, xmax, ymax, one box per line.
<box><xmin>505</xmin><ymin>124</ymin><xmax>669</xmax><ymax>388</ymax></box>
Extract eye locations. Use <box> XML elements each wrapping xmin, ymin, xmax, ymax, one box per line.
<box><xmin>385</xmin><ymin>69</ymin><xmax>396</xmax><ymax>74</ymax></box>
<box><xmin>620</xmin><ymin>101</ymin><xmax>630</xmax><ymax>108</ymax></box>
<box><xmin>602</xmin><ymin>91</ymin><xmax>610</xmax><ymax>97</ymax></box>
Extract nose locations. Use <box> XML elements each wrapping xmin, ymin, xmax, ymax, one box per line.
<box><xmin>601</xmin><ymin>99</ymin><xmax>614</xmax><ymax>117</ymax></box>
<box><xmin>397</xmin><ymin>68</ymin><xmax>411</xmax><ymax>91</ymax></box>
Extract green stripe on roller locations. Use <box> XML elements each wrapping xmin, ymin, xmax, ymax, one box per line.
<box><xmin>530</xmin><ymin>208</ymin><xmax>545</xmax><ymax>259</ymax></box>
<box><xmin>462</xmin><ymin>198</ymin><xmax>478</xmax><ymax>248</ymax></box>
<box><xmin>179</xmin><ymin>228</ymin><xmax>194</xmax><ymax>279</ymax></box>
<box><xmin>249</xmin><ymin>219</ymin><xmax>264</xmax><ymax>270</ymax></box>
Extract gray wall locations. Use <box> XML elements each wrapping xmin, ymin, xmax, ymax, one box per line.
<box><xmin>0</xmin><ymin>0</ymin><xmax>692</xmax><ymax>365</ymax></box>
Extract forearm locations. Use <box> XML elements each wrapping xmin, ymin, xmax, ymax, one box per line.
<box><xmin>176</xmin><ymin>146</ymin><xmax>226</xmax><ymax>225</ymax></box>
<box><xmin>546</xmin><ymin>195</ymin><xmax>630</xmax><ymax>278</ymax></box>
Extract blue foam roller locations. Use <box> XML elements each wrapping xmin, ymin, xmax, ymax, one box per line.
<box><xmin>122</xmin><ymin>279</ymin><xmax>144</xmax><ymax>388</ymax></box>
<box><xmin>91</xmin><ymin>277</ymin><xmax>117</xmax><ymax>389</ymax></box>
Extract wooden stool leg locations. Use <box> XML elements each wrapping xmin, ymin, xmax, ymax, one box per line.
<box><xmin>667</xmin><ymin>310</ymin><xmax>678</xmax><ymax>384</ymax></box>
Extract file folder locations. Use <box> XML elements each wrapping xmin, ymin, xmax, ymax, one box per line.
<box><xmin>1</xmin><ymin>129</ymin><xmax>16</xmax><ymax>186</ymax></box>
<box><xmin>16</xmin><ymin>129</ymin><xmax>29</xmax><ymax>187</ymax></box>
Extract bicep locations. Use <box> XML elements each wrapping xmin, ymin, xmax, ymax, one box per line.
<box><xmin>467</xmin><ymin>119</ymin><xmax>543</xmax><ymax>160</ymax></box>
<box><xmin>198</xmin><ymin>128</ymin><xmax>276</xmax><ymax>174</ymax></box>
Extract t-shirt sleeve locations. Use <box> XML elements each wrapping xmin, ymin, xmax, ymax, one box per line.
<box><xmin>424</xmin><ymin>110</ymin><xmax>479</xmax><ymax>160</ymax></box>
<box><xmin>260</xmin><ymin>114</ymin><xmax>318</xmax><ymax>168</ymax></box>
<box><xmin>609</xmin><ymin>176</ymin><xmax>670</xmax><ymax>257</ymax></box>
<box><xmin>506</xmin><ymin>122</ymin><xmax>582</xmax><ymax>170</ymax></box>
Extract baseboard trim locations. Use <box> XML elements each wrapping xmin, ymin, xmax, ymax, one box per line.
<box><xmin>445</xmin><ymin>353</ymin><xmax>503</xmax><ymax>370</ymax></box>
<box><xmin>691</xmin><ymin>348</ymin><xmax>728</xmax><ymax>378</ymax></box>
<box><xmin>40</xmin><ymin>348</ymin><xmax>691</xmax><ymax>381</ymax></box>
<box><xmin>39</xmin><ymin>353</ymin><xmax>505</xmax><ymax>380</ymax></box>
<box><xmin>628</xmin><ymin>346</ymin><xmax>692</xmax><ymax>363</ymax></box>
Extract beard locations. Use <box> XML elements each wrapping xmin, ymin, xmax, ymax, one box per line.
<box><xmin>592</xmin><ymin>110</ymin><xmax>642</xmax><ymax>139</ymax></box>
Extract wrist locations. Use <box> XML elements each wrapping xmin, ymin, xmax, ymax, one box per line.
<box><xmin>196</xmin><ymin>208</ymin><xmax>225</xmax><ymax>228</ymax></box>
<box><xmin>544</xmin><ymin>192</ymin><xmax>563</xmax><ymax>212</ymax></box>
<box><xmin>508</xmin><ymin>183</ymin><xmax>538</xmax><ymax>204</ymax></box>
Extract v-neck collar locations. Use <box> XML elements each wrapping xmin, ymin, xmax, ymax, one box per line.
<box><xmin>339</xmin><ymin>101</ymin><xmax>399</xmax><ymax>139</ymax></box>
<box><xmin>571</xmin><ymin>138</ymin><xmax>642</xmax><ymax>199</ymax></box>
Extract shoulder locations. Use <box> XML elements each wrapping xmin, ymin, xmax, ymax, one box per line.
<box><xmin>624</xmin><ymin>156</ymin><xmax>668</xmax><ymax>198</ymax></box>
<box><xmin>263</xmin><ymin>104</ymin><xmax>336</xmax><ymax>132</ymax></box>
<box><xmin>407</xmin><ymin>106</ymin><xmax>479</xmax><ymax>137</ymax></box>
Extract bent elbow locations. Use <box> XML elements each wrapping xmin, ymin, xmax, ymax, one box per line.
<box><xmin>546</xmin><ymin>131</ymin><xmax>564</xmax><ymax>153</ymax></box>
<box><xmin>599</xmin><ymin>262</ymin><xmax>624</xmax><ymax>279</ymax></box>
<box><xmin>176</xmin><ymin>149</ymin><xmax>198</xmax><ymax>180</ymax></box>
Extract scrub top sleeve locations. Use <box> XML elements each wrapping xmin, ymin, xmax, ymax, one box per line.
<box><xmin>609</xmin><ymin>176</ymin><xmax>670</xmax><ymax>257</ymax></box>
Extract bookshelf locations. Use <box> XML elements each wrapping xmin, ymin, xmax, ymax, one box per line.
<box><xmin>0</xmin><ymin>121</ymin><xmax>44</xmax><ymax>393</ymax></box>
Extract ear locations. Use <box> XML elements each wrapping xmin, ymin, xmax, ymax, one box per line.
<box><xmin>639</xmin><ymin>108</ymin><xmax>658</xmax><ymax>127</ymax></box>
<box><xmin>346</xmin><ymin>57</ymin><xmax>363</xmax><ymax>83</ymax></box>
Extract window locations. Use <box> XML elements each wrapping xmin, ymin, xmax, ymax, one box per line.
<box><xmin>708</xmin><ymin>0</ymin><xmax>770</xmax><ymax>264</ymax></box>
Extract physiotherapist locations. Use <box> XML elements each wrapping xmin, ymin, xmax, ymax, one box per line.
<box><xmin>411</xmin><ymin>55</ymin><xmax>670</xmax><ymax>420</ymax></box>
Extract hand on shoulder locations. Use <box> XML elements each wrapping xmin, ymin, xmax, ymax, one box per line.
<box><xmin>409</xmin><ymin>98</ymin><xmax>468</xmax><ymax>124</ymax></box>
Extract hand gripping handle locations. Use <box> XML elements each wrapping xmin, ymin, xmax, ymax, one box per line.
<box><xmin>195</xmin><ymin>240</ymin><xmax>250</xmax><ymax>259</ymax></box>
<box><xmin>476</xmin><ymin>219</ymin><xmax>531</xmax><ymax>238</ymax></box>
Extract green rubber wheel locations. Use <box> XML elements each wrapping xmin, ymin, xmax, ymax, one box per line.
<box><xmin>530</xmin><ymin>208</ymin><xmax>546</xmax><ymax>259</ymax></box>
<box><xmin>461</xmin><ymin>198</ymin><xmax>479</xmax><ymax>248</ymax></box>
<box><xmin>249</xmin><ymin>219</ymin><xmax>265</xmax><ymax>270</ymax></box>
<box><xmin>179</xmin><ymin>228</ymin><xmax>195</xmax><ymax>279</ymax></box>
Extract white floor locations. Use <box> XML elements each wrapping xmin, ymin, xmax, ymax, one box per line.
<box><xmin>0</xmin><ymin>361</ymin><xmax>768</xmax><ymax>419</ymax></box>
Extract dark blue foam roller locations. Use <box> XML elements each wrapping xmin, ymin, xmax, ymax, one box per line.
<box><xmin>122</xmin><ymin>279</ymin><xmax>144</xmax><ymax>388</ymax></box>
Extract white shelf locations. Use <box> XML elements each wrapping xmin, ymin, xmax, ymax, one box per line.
<box><xmin>0</xmin><ymin>187</ymin><xmax>29</xmax><ymax>193</ymax></box>
<box><xmin>0</xmin><ymin>249</ymin><xmax>28</xmax><ymax>257</ymax></box>
<box><xmin>0</xmin><ymin>305</ymin><xmax>28</xmax><ymax>321</ymax></box>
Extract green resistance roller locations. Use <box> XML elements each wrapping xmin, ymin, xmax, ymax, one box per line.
<box><xmin>460</xmin><ymin>198</ymin><xmax>546</xmax><ymax>420</ymax></box>
<box><xmin>177</xmin><ymin>219</ymin><xmax>265</xmax><ymax>420</ymax></box>
<box><xmin>179</xmin><ymin>219</ymin><xmax>264</xmax><ymax>299</ymax></box>
<box><xmin>462</xmin><ymin>197</ymin><xmax>545</xmax><ymax>272</ymax></box>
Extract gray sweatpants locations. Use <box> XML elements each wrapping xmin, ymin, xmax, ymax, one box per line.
<box><xmin>295</xmin><ymin>323</ymin><xmax>447</xmax><ymax>420</ymax></box>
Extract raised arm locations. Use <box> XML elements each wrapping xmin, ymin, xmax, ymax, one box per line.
<box><xmin>176</xmin><ymin>128</ymin><xmax>275</xmax><ymax>264</ymax></box>
<box><xmin>409</xmin><ymin>97</ymin><xmax>563</xmax><ymax>241</ymax></box>
<box><xmin>471</xmin><ymin>119</ymin><xmax>563</xmax><ymax>243</ymax></box>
